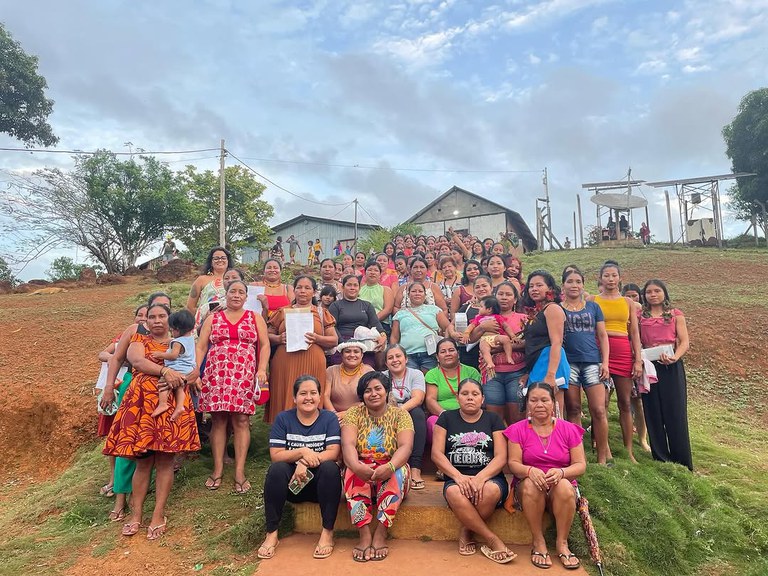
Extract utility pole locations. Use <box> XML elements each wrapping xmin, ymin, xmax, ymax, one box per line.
<box><xmin>353</xmin><ymin>198</ymin><xmax>358</xmax><ymax>250</ymax></box>
<box><xmin>665</xmin><ymin>190</ymin><xmax>673</xmax><ymax>244</ymax></box>
<box><xmin>219</xmin><ymin>139</ymin><xmax>226</xmax><ymax>247</ymax></box>
<box><xmin>576</xmin><ymin>194</ymin><xmax>584</xmax><ymax>248</ymax></box>
<box><xmin>543</xmin><ymin>167</ymin><xmax>552</xmax><ymax>250</ymax></box>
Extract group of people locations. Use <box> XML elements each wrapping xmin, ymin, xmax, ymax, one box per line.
<box><xmin>95</xmin><ymin>232</ymin><xmax>692</xmax><ymax>570</ymax></box>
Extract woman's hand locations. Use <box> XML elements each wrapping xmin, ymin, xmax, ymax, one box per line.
<box><xmin>370</xmin><ymin>463</ymin><xmax>394</xmax><ymax>482</ymax></box>
<box><xmin>163</xmin><ymin>369</ymin><xmax>186</xmax><ymax>389</ymax></box>
<box><xmin>454</xmin><ymin>331</ymin><xmax>469</xmax><ymax>344</ymax></box>
<box><xmin>291</xmin><ymin>462</ymin><xmax>309</xmax><ymax>485</ymax></box>
<box><xmin>279</xmin><ymin>332</ymin><xmax>287</xmax><ymax>345</ymax></box>
<box><xmin>598</xmin><ymin>363</ymin><xmax>610</xmax><ymax>382</ymax></box>
<box><xmin>632</xmin><ymin>359</ymin><xmax>644</xmax><ymax>379</ymax></box>
<box><xmin>478</xmin><ymin>319</ymin><xmax>500</xmax><ymax>333</ymax></box>
<box><xmin>354</xmin><ymin>462</ymin><xmax>375</xmax><ymax>482</ymax></box>
<box><xmin>191</xmin><ymin>378</ymin><xmax>202</xmax><ymax>394</ymax></box>
<box><xmin>543</xmin><ymin>373</ymin><xmax>557</xmax><ymax>388</ymax></box>
<box><xmin>659</xmin><ymin>352</ymin><xmax>676</xmax><ymax>365</ymax></box>
<box><xmin>544</xmin><ymin>467</ymin><xmax>565</xmax><ymax>489</ymax></box>
<box><xmin>527</xmin><ymin>466</ymin><xmax>549</xmax><ymax>491</ymax></box>
<box><xmin>304</xmin><ymin>332</ymin><xmax>317</xmax><ymax>346</ymax></box>
<box><xmin>468</xmin><ymin>476</ymin><xmax>486</xmax><ymax>503</ymax></box>
<box><xmin>454</xmin><ymin>473</ymin><xmax>476</xmax><ymax>499</ymax></box>
<box><xmin>300</xmin><ymin>447</ymin><xmax>321</xmax><ymax>468</ymax></box>
<box><xmin>373</xmin><ymin>334</ymin><xmax>387</xmax><ymax>352</ymax></box>
<box><xmin>257</xmin><ymin>294</ymin><xmax>268</xmax><ymax>307</ymax></box>
<box><xmin>99</xmin><ymin>385</ymin><xmax>115</xmax><ymax>410</ymax></box>
<box><xmin>255</xmin><ymin>369</ymin><xmax>268</xmax><ymax>387</ymax></box>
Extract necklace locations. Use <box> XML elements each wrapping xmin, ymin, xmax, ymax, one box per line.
<box><xmin>531</xmin><ymin>420</ymin><xmax>555</xmax><ymax>454</ymax></box>
<box><xmin>341</xmin><ymin>364</ymin><xmax>362</xmax><ymax>378</ymax></box>
<box><xmin>264</xmin><ymin>281</ymin><xmax>282</xmax><ymax>288</ymax></box>
<box><xmin>391</xmin><ymin>369</ymin><xmax>407</xmax><ymax>397</ymax></box>
<box><xmin>562</xmin><ymin>300</ymin><xmax>585</xmax><ymax>312</ymax></box>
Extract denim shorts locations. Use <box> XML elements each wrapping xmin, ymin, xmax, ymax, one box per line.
<box><xmin>443</xmin><ymin>474</ymin><xmax>509</xmax><ymax>508</ymax></box>
<box><xmin>569</xmin><ymin>362</ymin><xmax>602</xmax><ymax>388</ymax></box>
<box><xmin>483</xmin><ymin>369</ymin><xmax>525</xmax><ymax>406</ymax></box>
<box><xmin>407</xmin><ymin>351</ymin><xmax>437</xmax><ymax>371</ymax></box>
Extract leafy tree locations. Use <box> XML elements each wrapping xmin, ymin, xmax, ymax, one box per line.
<box><xmin>0</xmin><ymin>256</ymin><xmax>17</xmax><ymax>286</ymax></box>
<box><xmin>1</xmin><ymin>151</ymin><xmax>192</xmax><ymax>273</ymax></box>
<box><xmin>357</xmin><ymin>222</ymin><xmax>421</xmax><ymax>255</ymax></box>
<box><xmin>722</xmin><ymin>88</ymin><xmax>768</xmax><ymax>237</ymax></box>
<box><xmin>173</xmin><ymin>165</ymin><xmax>273</xmax><ymax>262</ymax></box>
<box><xmin>0</xmin><ymin>24</ymin><xmax>58</xmax><ymax>146</ymax></box>
<box><xmin>46</xmin><ymin>256</ymin><xmax>103</xmax><ymax>281</ymax></box>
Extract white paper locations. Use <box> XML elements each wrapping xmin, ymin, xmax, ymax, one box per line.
<box><xmin>642</xmin><ymin>345</ymin><xmax>674</xmax><ymax>362</ymax></box>
<box><xmin>95</xmin><ymin>362</ymin><xmax>128</xmax><ymax>390</ymax></box>
<box><xmin>285</xmin><ymin>308</ymin><xmax>314</xmax><ymax>352</ymax></box>
<box><xmin>244</xmin><ymin>285</ymin><xmax>265</xmax><ymax>314</ymax></box>
<box><xmin>454</xmin><ymin>312</ymin><xmax>468</xmax><ymax>332</ymax></box>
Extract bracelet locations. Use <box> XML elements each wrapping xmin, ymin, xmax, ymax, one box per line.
<box><xmin>526</xmin><ymin>466</ymin><xmax>533</xmax><ymax>478</ymax></box>
<box><xmin>560</xmin><ymin>468</ymin><xmax>566</xmax><ymax>480</ymax></box>
<box><xmin>160</xmin><ymin>367</ymin><xmax>168</xmax><ymax>377</ymax></box>
<box><xmin>388</xmin><ymin>461</ymin><xmax>396</xmax><ymax>473</ymax></box>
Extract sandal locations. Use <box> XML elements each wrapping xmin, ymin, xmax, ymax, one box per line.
<box><xmin>558</xmin><ymin>552</ymin><xmax>581</xmax><ymax>570</ymax></box>
<box><xmin>205</xmin><ymin>475</ymin><xmax>223</xmax><ymax>491</ymax></box>
<box><xmin>458</xmin><ymin>540</ymin><xmax>477</xmax><ymax>556</ymax></box>
<box><xmin>233</xmin><ymin>479</ymin><xmax>252</xmax><ymax>495</ymax></box>
<box><xmin>410</xmin><ymin>478</ymin><xmax>426</xmax><ymax>490</ymax></box>
<box><xmin>435</xmin><ymin>471</ymin><xmax>445</xmax><ymax>481</ymax></box>
<box><xmin>480</xmin><ymin>545</ymin><xmax>516</xmax><ymax>564</ymax></box>
<box><xmin>257</xmin><ymin>540</ymin><xmax>279</xmax><ymax>560</ymax></box>
<box><xmin>100</xmin><ymin>483</ymin><xmax>114</xmax><ymax>497</ymax></box>
<box><xmin>371</xmin><ymin>546</ymin><xmax>389</xmax><ymax>561</ymax></box>
<box><xmin>108</xmin><ymin>509</ymin><xmax>126</xmax><ymax>522</ymax></box>
<box><xmin>121</xmin><ymin>521</ymin><xmax>141</xmax><ymax>537</ymax></box>
<box><xmin>352</xmin><ymin>547</ymin><xmax>369</xmax><ymax>563</ymax></box>
<box><xmin>313</xmin><ymin>541</ymin><xmax>335</xmax><ymax>559</ymax></box>
<box><xmin>146</xmin><ymin>516</ymin><xmax>167</xmax><ymax>541</ymax></box>
<box><xmin>530</xmin><ymin>550</ymin><xmax>552</xmax><ymax>569</ymax></box>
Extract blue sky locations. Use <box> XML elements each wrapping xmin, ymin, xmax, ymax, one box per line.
<box><xmin>1</xmin><ymin>0</ymin><xmax>766</xmax><ymax>278</ymax></box>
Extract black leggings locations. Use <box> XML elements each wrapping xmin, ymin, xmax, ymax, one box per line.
<box><xmin>408</xmin><ymin>406</ymin><xmax>427</xmax><ymax>470</ymax></box>
<box><xmin>263</xmin><ymin>460</ymin><xmax>341</xmax><ymax>532</ymax></box>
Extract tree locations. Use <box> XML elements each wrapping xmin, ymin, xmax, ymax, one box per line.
<box><xmin>0</xmin><ymin>24</ymin><xmax>58</xmax><ymax>146</ymax></box>
<box><xmin>173</xmin><ymin>165</ymin><xmax>273</xmax><ymax>262</ymax></box>
<box><xmin>722</xmin><ymin>88</ymin><xmax>768</xmax><ymax>237</ymax></box>
<box><xmin>0</xmin><ymin>256</ymin><xmax>17</xmax><ymax>286</ymax></box>
<box><xmin>46</xmin><ymin>256</ymin><xmax>102</xmax><ymax>281</ymax></box>
<box><xmin>357</xmin><ymin>222</ymin><xmax>421</xmax><ymax>255</ymax></box>
<box><xmin>0</xmin><ymin>151</ymin><xmax>192</xmax><ymax>273</ymax></box>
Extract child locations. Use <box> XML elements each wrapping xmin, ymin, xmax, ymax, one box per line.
<box><xmin>313</xmin><ymin>238</ymin><xmax>323</xmax><ymax>262</ymax></box>
<box><xmin>319</xmin><ymin>284</ymin><xmax>338</xmax><ymax>309</ymax></box>
<box><xmin>464</xmin><ymin>295</ymin><xmax>518</xmax><ymax>379</ymax></box>
<box><xmin>151</xmin><ymin>309</ymin><xmax>195</xmax><ymax>421</ymax></box>
<box><xmin>270</xmin><ymin>236</ymin><xmax>284</xmax><ymax>263</ymax></box>
<box><xmin>307</xmin><ymin>240</ymin><xmax>315</xmax><ymax>265</ymax></box>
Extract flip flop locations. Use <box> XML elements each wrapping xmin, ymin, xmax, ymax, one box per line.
<box><xmin>146</xmin><ymin>516</ymin><xmax>167</xmax><ymax>541</ymax></box>
<box><xmin>108</xmin><ymin>509</ymin><xmax>126</xmax><ymax>522</ymax></box>
<box><xmin>410</xmin><ymin>478</ymin><xmax>426</xmax><ymax>490</ymax></box>
<box><xmin>558</xmin><ymin>552</ymin><xmax>581</xmax><ymax>570</ymax></box>
<box><xmin>121</xmin><ymin>521</ymin><xmax>141</xmax><ymax>537</ymax></box>
<box><xmin>313</xmin><ymin>541</ymin><xmax>335</xmax><ymax>559</ymax></box>
<box><xmin>352</xmin><ymin>546</ymin><xmax>369</xmax><ymax>563</ymax></box>
<box><xmin>257</xmin><ymin>541</ymin><xmax>279</xmax><ymax>560</ymax></box>
<box><xmin>458</xmin><ymin>540</ymin><xmax>477</xmax><ymax>556</ymax></box>
<box><xmin>100</xmin><ymin>483</ymin><xmax>114</xmax><ymax>497</ymax></box>
<box><xmin>205</xmin><ymin>475</ymin><xmax>223</xmax><ymax>491</ymax></box>
<box><xmin>530</xmin><ymin>550</ymin><xmax>551</xmax><ymax>569</ymax></box>
<box><xmin>371</xmin><ymin>546</ymin><xmax>389</xmax><ymax>561</ymax></box>
<box><xmin>480</xmin><ymin>545</ymin><xmax>516</xmax><ymax>564</ymax></box>
<box><xmin>233</xmin><ymin>479</ymin><xmax>252</xmax><ymax>495</ymax></box>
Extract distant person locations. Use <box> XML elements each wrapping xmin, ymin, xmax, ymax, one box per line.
<box><xmin>334</xmin><ymin>240</ymin><xmax>343</xmax><ymax>256</ymax></box>
<box><xmin>619</xmin><ymin>215</ymin><xmax>629</xmax><ymax>238</ymax></box>
<box><xmin>287</xmin><ymin>234</ymin><xmax>301</xmax><ymax>264</ymax></box>
<box><xmin>640</xmin><ymin>222</ymin><xmax>651</xmax><ymax>245</ymax></box>
<box><xmin>160</xmin><ymin>235</ymin><xmax>176</xmax><ymax>263</ymax></box>
<box><xmin>313</xmin><ymin>238</ymin><xmax>323</xmax><ymax>262</ymax></box>
<box><xmin>563</xmin><ymin>237</ymin><xmax>571</xmax><ymax>249</ymax></box>
<box><xmin>270</xmin><ymin>236</ymin><xmax>284</xmax><ymax>263</ymax></box>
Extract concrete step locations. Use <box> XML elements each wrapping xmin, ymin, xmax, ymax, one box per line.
<box><xmin>291</xmin><ymin>474</ymin><xmax>550</xmax><ymax>544</ymax></box>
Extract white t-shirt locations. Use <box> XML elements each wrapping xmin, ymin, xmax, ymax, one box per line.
<box><xmin>384</xmin><ymin>368</ymin><xmax>426</xmax><ymax>405</ymax></box>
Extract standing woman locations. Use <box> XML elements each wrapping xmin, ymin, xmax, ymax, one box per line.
<box><xmin>103</xmin><ymin>303</ymin><xmax>200</xmax><ymax>539</ymax></box>
<box><xmin>376</xmin><ymin>253</ymin><xmax>399</xmax><ymax>289</ymax></box>
<box><xmin>266</xmin><ymin>276</ymin><xmax>338</xmax><ymax>423</ymax></box>
<box><xmin>186</xmin><ymin>247</ymin><xmax>232</xmax><ymax>324</ymax></box>
<box><xmin>638</xmin><ymin>280</ymin><xmax>692</xmax><ymax>470</ymax></box>
<box><xmin>438</xmin><ymin>257</ymin><xmax>460</xmax><ymax>316</ymax></box>
<box><xmin>622</xmin><ymin>283</ymin><xmax>650</xmax><ymax>452</ymax></box>
<box><xmin>424</xmin><ymin>251</ymin><xmax>439</xmax><ymax>281</ymax></box>
<box><xmin>383</xmin><ymin>242</ymin><xmax>397</xmax><ymax>274</ymax></box>
<box><xmin>591</xmin><ymin>261</ymin><xmax>643</xmax><ymax>463</ymax></box>
<box><xmin>486</xmin><ymin>255</ymin><xmax>507</xmax><ymax>292</ymax></box>
<box><xmin>561</xmin><ymin>268</ymin><xmax>611</xmax><ymax>464</ymax></box>
<box><xmin>196</xmin><ymin>281</ymin><xmax>270</xmax><ymax>493</ymax></box>
<box><xmin>520</xmin><ymin>271</ymin><xmax>568</xmax><ymax>412</ymax></box>
<box><xmin>470</xmin><ymin>241</ymin><xmax>485</xmax><ymax>260</ymax></box>
<box><xmin>328</xmin><ymin>275</ymin><xmax>387</xmax><ymax>366</ymax></box>
<box><xmin>450</xmin><ymin>260</ymin><xmax>481</xmax><ymax>317</ymax></box>
<box><xmin>358</xmin><ymin>261</ymin><xmax>395</xmax><ymax>337</ymax></box>
<box><xmin>317</xmin><ymin>258</ymin><xmax>342</xmax><ymax>295</ymax></box>
<box><xmin>504</xmin><ymin>255</ymin><xmax>523</xmax><ymax>296</ymax></box>
<box><xmin>394</xmin><ymin>255</ymin><xmax>410</xmax><ymax>286</ymax></box>
<box><xmin>253</xmin><ymin>259</ymin><xmax>294</xmax><ymax>321</ymax></box>
<box><xmin>394</xmin><ymin>256</ymin><xmax>448</xmax><ymax>315</ymax></box>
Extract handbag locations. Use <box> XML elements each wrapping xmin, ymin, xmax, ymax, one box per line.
<box><xmin>407</xmin><ymin>307</ymin><xmax>439</xmax><ymax>355</ymax></box>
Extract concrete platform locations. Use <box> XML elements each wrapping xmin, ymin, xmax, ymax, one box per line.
<box><xmin>291</xmin><ymin>475</ymin><xmax>550</xmax><ymax>544</ymax></box>
<box><xmin>255</xmin><ymin>534</ymin><xmax>589</xmax><ymax>575</ymax></box>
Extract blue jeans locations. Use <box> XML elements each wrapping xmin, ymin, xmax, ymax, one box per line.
<box><xmin>483</xmin><ymin>369</ymin><xmax>525</xmax><ymax>407</ymax></box>
<box><xmin>407</xmin><ymin>351</ymin><xmax>437</xmax><ymax>371</ymax></box>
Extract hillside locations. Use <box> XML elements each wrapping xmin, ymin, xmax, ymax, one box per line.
<box><xmin>0</xmin><ymin>246</ymin><xmax>766</xmax><ymax>575</ymax></box>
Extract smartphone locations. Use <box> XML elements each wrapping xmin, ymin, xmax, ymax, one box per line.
<box><xmin>288</xmin><ymin>469</ymin><xmax>314</xmax><ymax>494</ymax></box>
<box><xmin>209</xmin><ymin>301</ymin><xmax>221</xmax><ymax>311</ymax></box>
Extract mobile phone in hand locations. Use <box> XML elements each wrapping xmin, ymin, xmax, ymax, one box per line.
<box><xmin>288</xmin><ymin>469</ymin><xmax>314</xmax><ymax>494</ymax></box>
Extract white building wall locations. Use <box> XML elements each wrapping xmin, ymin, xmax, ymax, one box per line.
<box><xmin>415</xmin><ymin>214</ymin><xmax>506</xmax><ymax>240</ymax></box>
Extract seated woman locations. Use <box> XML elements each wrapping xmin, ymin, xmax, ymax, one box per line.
<box><xmin>259</xmin><ymin>375</ymin><xmax>342</xmax><ymax>561</ymax></box>
<box><xmin>504</xmin><ymin>382</ymin><xmax>586</xmax><ymax>570</ymax></box>
<box><xmin>324</xmin><ymin>341</ymin><xmax>373</xmax><ymax>420</ymax></box>
<box><xmin>431</xmin><ymin>378</ymin><xmax>515</xmax><ymax>564</ymax></box>
<box><xmin>383</xmin><ymin>344</ymin><xmax>427</xmax><ymax>490</ymax></box>
<box><xmin>341</xmin><ymin>372</ymin><xmax>414</xmax><ymax>562</ymax></box>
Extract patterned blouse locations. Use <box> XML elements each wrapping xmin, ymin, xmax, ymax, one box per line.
<box><xmin>341</xmin><ymin>404</ymin><xmax>414</xmax><ymax>462</ymax></box>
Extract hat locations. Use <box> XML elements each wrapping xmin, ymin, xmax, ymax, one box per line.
<box><xmin>335</xmin><ymin>340</ymin><xmax>366</xmax><ymax>353</ymax></box>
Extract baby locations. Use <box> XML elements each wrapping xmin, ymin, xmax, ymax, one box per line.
<box><xmin>464</xmin><ymin>296</ymin><xmax>518</xmax><ymax>378</ymax></box>
<box><xmin>151</xmin><ymin>309</ymin><xmax>195</xmax><ymax>421</ymax></box>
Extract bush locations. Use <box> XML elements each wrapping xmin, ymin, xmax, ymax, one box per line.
<box><xmin>46</xmin><ymin>256</ymin><xmax>103</xmax><ymax>281</ymax></box>
<box><xmin>0</xmin><ymin>257</ymin><xmax>18</xmax><ymax>287</ymax></box>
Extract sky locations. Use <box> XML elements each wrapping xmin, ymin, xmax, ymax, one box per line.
<box><xmin>1</xmin><ymin>0</ymin><xmax>766</xmax><ymax>279</ymax></box>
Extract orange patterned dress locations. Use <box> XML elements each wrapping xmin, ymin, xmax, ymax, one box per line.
<box><xmin>103</xmin><ymin>333</ymin><xmax>200</xmax><ymax>458</ymax></box>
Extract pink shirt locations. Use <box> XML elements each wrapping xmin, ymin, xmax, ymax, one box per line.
<box><xmin>637</xmin><ymin>309</ymin><xmax>681</xmax><ymax>348</ymax></box>
<box><xmin>380</xmin><ymin>273</ymin><xmax>398</xmax><ymax>289</ymax></box>
<box><xmin>491</xmin><ymin>312</ymin><xmax>527</xmax><ymax>372</ymax></box>
<box><xmin>503</xmin><ymin>419</ymin><xmax>584</xmax><ymax>484</ymax></box>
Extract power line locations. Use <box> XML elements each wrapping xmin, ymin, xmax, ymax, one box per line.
<box><xmin>284</xmin><ymin>201</ymin><xmax>356</xmax><ymax>240</ymax></box>
<box><xmin>235</xmin><ymin>155</ymin><xmax>541</xmax><ymax>174</ymax></box>
<box><xmin>226</xmin><ymin>150</ymin><xmax>351</xmax><ymax>206</ymax></box>
<box><xmin>0</xmin><ymin>146</ymin><xmax>220</xmax><ymax>156</ymax></box>
<box><xmin>357</xmin><ymin>201</ymin><xmax>384</xmax><ymax>228</ymax></box>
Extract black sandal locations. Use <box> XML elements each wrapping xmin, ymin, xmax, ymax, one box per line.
<box><xmin>531</xmin><ymin>550</ymin><xmax>551</xmax><ymax>569</ymax></box>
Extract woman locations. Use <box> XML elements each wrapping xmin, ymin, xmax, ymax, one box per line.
<box><xmin>317</xmin><ymin>258</ymin><xmax>342</xmax><ymax>297</ymax></box>
<box><xmin>520</xmin><ymin>270</ymin><xmax>568</xmax><ymax>412</ymax></box>
<box><xmin>354</xmin><ymin>251</ymin><xmax>367</xmax><ymax>276</ymax></box>
<box><xmin>424</xmin><ymin>251</ymin><xmax>439</xmax><ymax>281</ymax></box>
<box><xmin>490</xmin><ymin>242</ymin><xmax>506</xmax><ymax>256</ymax></box>
<box><xmin>384</xmin><ymin>345</ymin><xmax>427</xmax><ymax>490</ymax></box>
<box><xmin>450</xmin><ymin>260</ymin><xmax>481</xmax><ymax>317</ymax></box>
<box><xmin>470</xmin><ymin>241</ymin><xmax>485</xmax><ymax>260</ymax></box>
<box><xmin>486</xmin><ymin>255</ymin><xmax>507</xmax><ymax>292</ymax></box>
<box><xmin>638</xmin><ymin>280</ymin><xmax>692</xmax><ymax>470</ymax></box>
<box><xmin>342</xmin><ymin>253</ymin><xmax>354</xmax><ymax>271</ymax></box>
<box><xmin>432</xmin><ymin>379</ymin><xmax>514</xmax><ymax>564</ymax></box>
<box><xmin>561</xmin><ymin>268</ymin><xmax>611</xmax><ymax>464</ymax></box>
<box><xmin>504</xmin><ymin>255</ymin><xmax>523</xmax><ymax>295</ymax></box>
<box><xmin>450</xmin><ymin>247</ymin><xmax>465</xmax><ymax>271</ymax></box>
<box><xmin>468</xmin><ymin>282</ymin><xmax>527</xmax><ymax>425</ymax></box>
<box><xmin>197</xmin><ymin>281</ymin><xmax>270</xmax><ymax>493</ymax></box>
<box><xmin>253</xmin><ymin>258</ymin><xmax>294</xmax><ymax>320</ymax></box>
<box><xmin>259</xmin><ymin>375</ymin><xmax>342</xmax><ymax>560</ymax></box>
<box><xmin>324</xmin><ymin>341</ymin><xmax>374</xmax><ymax>419</ymax></box>
<box><xmin>383</xmin><ymin>242</ymin><xmax>397</xmax><ymax>273</ymax></box>
<box><xmin>375</xmin><ymin>253</ymin><xmax>399</xmax><ymax>289</ymax></box>
<box><xmin>425</xmin><ymin>339</ymin><xmax>482</xmax><ymax>442</ymax></box>
<box><xmin>591</xmin><ymin>261</ymin><xmax>643</xmax><ymax>463</ymax></box>
<box><xmin>334</xmin><ymin>261</ymin><xmax>344</xmax><ymax>281</ymax></box>
<box><xmin>390</xmin><ymin>281</ymin><xmax>451</xmax><ymax>372</ymax></box>
<box><xmin>452</xmin><ymin>274</ymin><xmax>494</xmax><ymax>370</ymax></box>
<box><xmin>482</xmin><ymin>237</ymin><xmax>494</xmax><ymax>255</ymax></box>
<box><xmin>341</xmin><ymin>372</ymin><xmax>414</xmax><ymax>562</ymax></box>
<box><xmin>622</xmin><ymin>282</ymin><xmax>650</xmax><ymax>452</ymax></box>
<box><xmin>328</xmin><ymin>275</ymin><xmax>387</xmax><ymax>366</ymax></box>
<box><xmin>505</xmin><ymin>382</ymin><xmax>586</xmax><ymax>569</ymax></box>
<box><xmin>103</xmin><ymin>303</ymin><xmax>200</xmax><ymax>539</ymax></box>
<box><xmin>394</xmin><ymin>255</ymin><xmax>409</xmax><ymax>286</ymax></box>
<box><xmin>394</xmin><ymin>256</ymin><xmax>447</xmax><ymax>315</ymax></box>
<box><xmin>266</xmin><ymin>276</ymin><xmax>338</xmax><ymax>423</ymax></box>
<box><xmin>186</xmin><ymin>247</ymin><xmax>232</xmax><ymax>324</ymax></box>
<box><xmin>438</xmin><ymin>257</ymin><xmax>460</xmax><ymax>313</ymax></box>
<box><xmin>359</xmin><ymin>261</ymin><xmax>395</xmax><ymax>336</ymax></box>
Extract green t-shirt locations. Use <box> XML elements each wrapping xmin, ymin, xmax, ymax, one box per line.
<box><xmin>424</xmin><ymin>364</ymin><xmax>482</xmax><ymax>410</ymax></box>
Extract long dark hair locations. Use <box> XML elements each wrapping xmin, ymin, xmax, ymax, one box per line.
<box><xmin>202</xmin><ymin>246</ymin><xmax>232</xmax><ymax>274</ymax></box>
<box><xmin>520</xmin><ymin>269</ymin><xmax>561</xmax><ymax>310</ymax></box>
<box><xmin>641</xmin><ymin>279</ymin><xmax>673</xmax><ymax>322</ymax></box>
<box><xmin>461</xmin><ymin>260</ymin><xmax>481</xmax><ymax>286</ymax></box>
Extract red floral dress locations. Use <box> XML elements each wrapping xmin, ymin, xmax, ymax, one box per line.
<box><xmin>199</xmin><ymin>310</ymin><xmax>260</xmax><ymax>414</ymax></box>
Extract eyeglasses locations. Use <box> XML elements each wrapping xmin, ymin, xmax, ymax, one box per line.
<box><xmin>212</xmin><ymin>256</ymin><xmax>228</xmax><ymax>262</ymax></box>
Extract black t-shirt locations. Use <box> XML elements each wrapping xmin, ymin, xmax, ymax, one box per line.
<box><xmin>435</xmin><ymin>409</ymin><xmax>504</xmax><ymax>477</ymax></box>
<box><xmin>269</xmin><ymin>409</ymin><xmax>341</xmax><ymax>453</ymax></box>
<box><xmin>328</xmin><ymin>298</ymin><xmax>383</xmax><ymax>341</ymax></box>
<box><xmin>457</xmin><ymin>303</ymin><xmax>480</xmax><ymax>369</ymax></box>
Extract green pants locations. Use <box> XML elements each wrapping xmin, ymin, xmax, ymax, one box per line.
<box><xmin>112</xmin><ymin>372</ymin><xmax>137</xmax><ymax>495</ymax></box>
